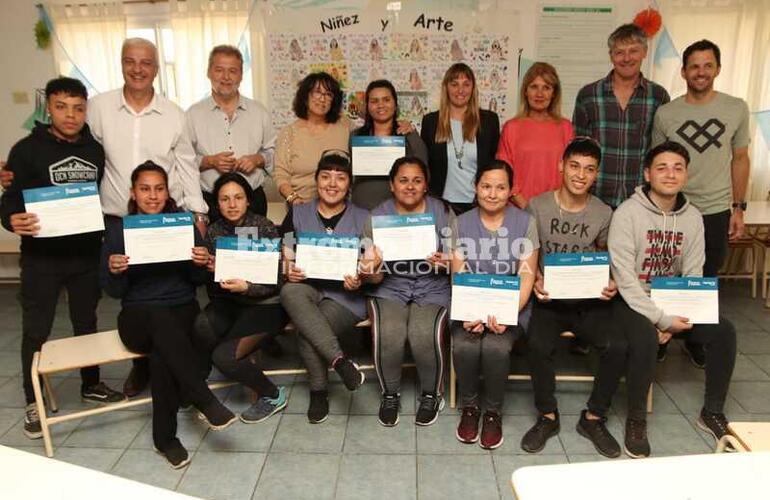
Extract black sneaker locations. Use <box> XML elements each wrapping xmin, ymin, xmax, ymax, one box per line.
<box><xmin>624</xmin><ymin>418</ymin><xmax>651</xmax><ymax>458</ymax></box>
<box><xmin>333</xmin><ymin>357</ymin><xmax>365</xmax><ymax>391</ymax></box>
<box><xmin>657</xmin><ymin>342</ymin><xmax>669</xmax><ymax>363</ymax></box>
<box><xmin>154</xmin><ymin>438</ymin><xmax>191</xmax><ymax>469</ymax></box>
<box><xmin>697</xmin><ymin>408</ymin><xmax>730</xmax><ymax>443</ymax></box>
<box><xmin>197</xmin><ymin>399</ymin><xmax>236</xmax><ymax>430</ymax></box>
<box><xmin>307</xmin><ymin>390</ymin><xmax>329</xmax><ymax>424</ymax></box>
<box><xmin>521</xmin><ymin>413</ymin><xmax>560</xmax><ymax>453</ymax></box>
<box><xmin>415</xmin><ymin>392</ymin><xmax>444</xmax><ymax>426</ymax></box>
<box><xmin>576</xmin><ymin>410</ymin><xmax>621</xmax><ymax>458</ymax></box>
<box><xmin>685</xmin><ymin>342</ymin><xmax>706</xmax><ymax>369</ymax></box>
<box><xmin>378</xmin><ymin>393</ymin><xmax>400</xmax><ymax>427</ymax></box>
<box><xmin>82</xmin><ymin>382</ymin><xmax>128</xmax><ymax>404</ymax></box>
<box><xmin>23</xmin><ymin>403</ymin><xmax>42</xmax><ymax>439</ymax></box>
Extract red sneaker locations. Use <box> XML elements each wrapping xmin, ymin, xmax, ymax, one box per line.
<box><xmin>480</xmin><ymin>411</ymin><xmax>504</xmax><ymax>450</ymax></box>
<box><xmin>456</xmin><ymin>406</ymin><xmax>481</xmax><ymax>443</ymax></box>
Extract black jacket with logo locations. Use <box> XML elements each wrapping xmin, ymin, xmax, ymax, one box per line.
<box><xmin>0</xmin><ymin>122</ymin><xmax>105</xmax><ymax>256</ymax></box>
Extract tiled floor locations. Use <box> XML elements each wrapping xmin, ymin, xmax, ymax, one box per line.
<box><xmin>1</xmin><ymin>282</ymin><xmax>769</xmax><ymax>499</ymax></box>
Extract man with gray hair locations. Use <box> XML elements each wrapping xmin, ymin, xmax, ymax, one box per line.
<box><xmin>87</xmin><ymin>37</ymin><xmax>209</xmax><ymax>396</ymax></box>
<box><xmin>573</xmin><ymin>23</ymin><xmax>670</xmax><ymax>210</ymax></box>
<box><xmin>186</xmin><ymin>44</ymin><xmax>276</xmax><ymax>220</ymax></box>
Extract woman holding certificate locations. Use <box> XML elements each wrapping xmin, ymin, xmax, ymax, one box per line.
<box><xmin>274</xmin><ymin>72</ymin><xmax>350</xmax><ymax>206</ymax></box>
<box><xmin>279</xmin><ymin>152</ymin><xmax>370</xmax><ymax>424</ymax></box>
<box><xmin>451</xmin><ymin>160</ymin><xmax>539</xmax><ymax>449</ymax></box>
<box><xmin>201</xmin><ymin>173</ymin><xmax>287</xmax><ymax>424</ymax></box>
<box><xmin>496</xmin><ymin>62</ymin><xmax>574</xmax><ymax>209</ymax></box>
<box><xmin>365</xmin><ymin>157</ymin><xmax>456</xmax><ymax>427</ymax></box>
<box><xmin>421</xmin><ymin>63</ymin><xmax>500</xmax><ymax>214</ymax></box>
<box><xmin>101</xmin><ymin>162</ymin><xmax>236</xmax><ymax>469</ymax></box>
<box><xmin>351</xmin><ymin>79</ymin><xmax>428</xmax><ymax>209</ymax></box>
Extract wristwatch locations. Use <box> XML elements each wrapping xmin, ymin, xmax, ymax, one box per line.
<box><xmin>194</xmin><ymin>212</ymin><xmax>210</xmax><ymax>225</ymax></box>
<box><xmin>731</xmin><ymin>201</ymin><xmax>747</xmax><ymax>211</ymax></box>
<box><xmin>286</xmin><ymin>191</ymin><xmax>299</xmax><ymax>204</ymax></box>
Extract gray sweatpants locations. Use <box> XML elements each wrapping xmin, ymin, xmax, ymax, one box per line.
<box><xmin>451</xmin><ymin>321</ymin><xmax>518</xmax><ymax>411</ymax></box>
<box><xmin>368</xmin><ymin>297</ymin><xmax>447</xmax><ymax>395</ymax></box>
<box><xmin>280</xmin><ymin>283</ymin><xmax>362</xmax><ymax>391</ymax></box>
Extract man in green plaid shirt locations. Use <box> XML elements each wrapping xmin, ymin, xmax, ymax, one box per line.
<box><xmin>573</xmin><ymin>24</ymin><xmax>670</xmax><ymax>209</ymax></box>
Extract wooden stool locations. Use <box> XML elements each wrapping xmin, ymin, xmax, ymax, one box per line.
<box><xmin>716</xmin><ymin>422</ymin><xmax>770</xmax><ymax>452</ymax></box>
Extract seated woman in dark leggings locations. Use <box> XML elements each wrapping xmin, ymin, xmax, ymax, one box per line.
<box><xmin>101</xmin><ymin>161</ymin><xmax>235</xmax><ymax>469</ymax></box>
<box><xmin>201</xmin><ymin>173</ymin><xmax>287</xmax><ymax>423</ymax></box>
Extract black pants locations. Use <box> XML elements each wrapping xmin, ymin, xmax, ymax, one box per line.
<box><xmin>702</xmin><ymin>210</ymin><xmax>731</xmax><ymax>277</ymax></box>
<box><xmin>197</xmin><ymin>298</ymin><xmax>285</xmax><ymax>397</ymax></box>
<box><xmin>21</xmin><ymin>253</ymin><xmax>101</xmax><ymax>404</ymax></box>
<box><xmin>118</xmin><ymin>301</ymin><xmax>218</xmax><ymax>449</ymax></box>
<box><xmin>203</xmin><ymin>185</ymin><xmax>267</xmax><ymax>222</ymax></box>
<box><xmin>527</xmin><ymin>299</ymin><xmax>632</xmax><ymax>417</ymax></box>
<box><xmin>614</xmin><ymin>299</ymin><xmax>737</xmax><ymax>420</ymax></box>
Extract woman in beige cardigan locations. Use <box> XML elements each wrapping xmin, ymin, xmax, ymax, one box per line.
<box><xmin>274</xmin><ymin>72</ymin><xmax>350</xmax><ymax>206</ymax></box>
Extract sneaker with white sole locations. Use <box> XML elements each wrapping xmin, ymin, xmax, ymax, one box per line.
<box><xmin>23</xmin><ymin>403</ymin><xmax>42</xmax><ymax>439</ymax></box>
<box><xmin>81</xmin><ymin>382</ymin><xmax>127</xmax><ymax>404</ymax></box>
<box><xmin>240</xmin><ymin>386</ymin><xmax>287</xmax><ymax>424</ymax></box>
<box><xmin>154</xmin><ymin>438</ymin><xmax>191</xmax><ymax>469</ymax></box>
<box><xmin>415</xmin><ymin>392</ymin><xmax>444</xmax><ymax>426</ymax></box>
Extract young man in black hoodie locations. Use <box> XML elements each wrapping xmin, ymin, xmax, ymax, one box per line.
<box><xmin>0</xmin><ymin>77</ymin><xmax>125</xmax><ymax>440</ymax></box>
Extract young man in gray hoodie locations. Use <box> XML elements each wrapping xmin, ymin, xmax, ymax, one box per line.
<box><xmin>608</xmin><ymin>141</ymin><xmax>737</xmax><ymax>458</ymax></box>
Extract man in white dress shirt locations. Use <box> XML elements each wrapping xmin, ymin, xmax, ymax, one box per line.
<box><xmin>186</xmin><ymin>45</ymin><xmax>276</xmax><ymax>220</ymax></box>
<box><xmin>87</xmin><ymin>38</ymin><xmax>208</xmax><ymax>396</ymax></box>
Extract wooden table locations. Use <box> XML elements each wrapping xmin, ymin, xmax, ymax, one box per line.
<box><xmin>744</xmin><ymin>201</ymin><xmax>770</xmax><ymax>306</ymax></box>
<box><xmin>511</xmin><ymin>452</ymin><xmax>770</xmax><ymax>500</ymax></box>
<box><xmin>717</xmin><ymin>422</ymin><xmax>770</xmax><ymax>452</ymax></box>
<box><xmin>0</xmin><ymin>445</ymin><xmax>199</xmax><ymax>499</ymax></box>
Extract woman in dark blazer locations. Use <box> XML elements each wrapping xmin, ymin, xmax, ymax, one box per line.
<box><xmin>421</xmin><ymin>63</ymin><xmax>500</xmax><ymax>214</ymax></box>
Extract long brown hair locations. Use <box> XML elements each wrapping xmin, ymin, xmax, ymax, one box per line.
<box><xmin>435</xmin><ymin>63</ymin><xmax>480</xmax><ymax>143</ymax></box>
<box><xmin>515</xmin><ymin>62</ymin><xmax>562</xmax><ymax>121</ymax></box>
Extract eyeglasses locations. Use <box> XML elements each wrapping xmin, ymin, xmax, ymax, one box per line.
<box><xmin>311</xmin><ymin>89</ymin><xmax>335</xmax><ymax>101</ymax></box>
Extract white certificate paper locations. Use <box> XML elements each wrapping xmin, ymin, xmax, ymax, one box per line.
<box><xmin>451</xmin><ymin>274</ymin><xmax>520</xmax><ymax>326</ymax></box>
<box><xmin>123</xmin><ymin>212</ymin><xmax>194</xmax><ymax>265</ymax></box>
<box><xmin>651</xmin><ymin>277</ymin><xmax>719</xmax><ymax>325</ymax></box>
<box><xmin>372</xmin><ymin>213</ymin><xmax>437</xmax><ymax>261</ymax></box>
<box><xmin>215</xmin><ymin>237</ymin><xmax>280</xmax><ymax>285</ymax></box>
<box><xmin>351</xmin><ymin>136</ymin><xmax>406</xmax><ymax>176</ymax></box>
<box><xmin>294</xmin><ymin>232</ymin><xmax>360</xmax><ymax>281</ymax></box>
<box><xmin>23</xmin><ymin>182</ymin><xmax>104</xmax><ymax>238</ymax></box>
<box><xmin>543</xmin><ymin>252</ymin><xmax>610</xmax><ymax>299</ymax></box>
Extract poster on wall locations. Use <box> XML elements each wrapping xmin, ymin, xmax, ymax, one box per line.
<box><xmin>536</xmin><ymin>5</ymin><xmax>616</xmax><ymax>116</ymax></box>
<box><xmin>265</xmin><ymin>5</ymin><xmax>522</xmax><ymax>131</ymax></box>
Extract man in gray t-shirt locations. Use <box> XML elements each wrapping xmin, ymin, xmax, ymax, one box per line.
<box><xmin>521</xmin><ymin>138</ymin><xmax>630</xmax><ymax>459</ymax></box>
<box><xmin>652</xmin><ymin>39</ymin><xmax>751</xmax><ymax>278</ymax></box>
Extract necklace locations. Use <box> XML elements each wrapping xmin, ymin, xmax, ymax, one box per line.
<box><xmin>554</xmin><ymin>190</ymin><xmax>588</xmax><ymax>230</ymax></box>
<box><xmin>451</xmin><ymin>129</ymin><xmax>465</xmax><ymax>170</ymax></box>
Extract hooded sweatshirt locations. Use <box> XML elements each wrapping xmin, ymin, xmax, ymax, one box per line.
<box><xmin>607</xmin><ymin>185</ymin><xmax>705</xmax><ymax>331</ymax></box>
<box><xmin>0</xmin><ymin>122</ymin><xmax>105</xmax><ymax>257</ymax></box>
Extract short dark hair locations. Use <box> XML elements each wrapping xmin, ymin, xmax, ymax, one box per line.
<box><xmin>682</xmin><ymin>39</ymin><xmax>721</xmax><ymax>67</ymax></box>
<box><xmin>562</xmin><ymin>137</ymin><xmax>602</xmax><ymax>164</ymax></box>
<box><xmin>208</xmin><ymin>44</ymin><xmax>243</xmax><ymax>70</ymax></box>
<box><xmin>388</xmin><ymin>156</ymin><xmax>429</xmax><ymax>183</ymax></box>
<box><xmin>315</xmin><ymin>150</ymin><xmax>352</xmax><ymax>180</ymax></box>
<box><xmin>643</xmin><ymin>141</ymin><xmax>691</xmax><ymax>169</ymax></box>
<box><xmin>45</xmin><ymin>77</ymin><xmax>88</xmax><ymax>100</ymax></box>
<box><xmin>474</xmin><ymin>160</ymin><xmax>514</xmax><ymax>189</ymax></box>
<box><xmin>292</xmin><ymin>72</ymin><xmax>343</xmax><ymax>123</ymax></box>
<box><xmin>128</xmin><ymin>161</ymin><xmax>178</xmax><ymax>215</ymax></box>
<box><xmin>212</xmin><ymin>173</ymin><xmax>255</xmax><ymax>210</ymax></box>
<box><xmin>355</xmin><ymin>79</ymin><xmax>399</xmax><ymax>136</ymax></box>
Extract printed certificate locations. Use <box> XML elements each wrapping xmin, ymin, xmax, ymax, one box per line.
<box><xmin>372</xmin><ymin>213</ymin><xmax>437</xmax><ymax>261</ymax></box>
<box><xmin>23</xmin><ymin>182</ymin><xmax>104</xmax><ymax>238</ymax></box>
<box><xmin>294</xmin><ymin>232</ymin><xmax>360</xmax><ymax>281</ymax></box>
<box><xmin>451</xmin><ymin>273</ymin><xmax>520</xmax><ymax>326</ymax></box>
<box><xmin>123</xmin><ymin>212</ymin><xmax>194</xmax><ymax>265</ymax></box>
<box><xmin>543</xmin><ymin>252</ymin><xmax>610</xmax><ymax>299</ymax></box>
<box><xmin>651</xmin><ymin>277</ymin><xmax>719</xmax><ymax>324</ymax></box>
<box><xmin>215</xmin><ymin>237</ymin><xmax>280</xmax><ymax>285</ymax></box>
<box><xmin>351</xmin><ymin>136</ymin><xmax>406</xmax><ymax>176</ymax></box>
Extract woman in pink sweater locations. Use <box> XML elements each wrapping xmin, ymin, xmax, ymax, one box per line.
<box><xmin>497</xmin><ymin>63</ymin><xmax>574</xmax><ymax>209</ymax></box>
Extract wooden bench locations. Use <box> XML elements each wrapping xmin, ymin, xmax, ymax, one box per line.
<box><xmin>716</xmin><ymin>422</ymin><xmax>770</xmax><ymax>452</ymax></box>
<box><xmin>448</xmin><ymin>331</ymin><xmax>654</xmax><ymax>413</ymax></box>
